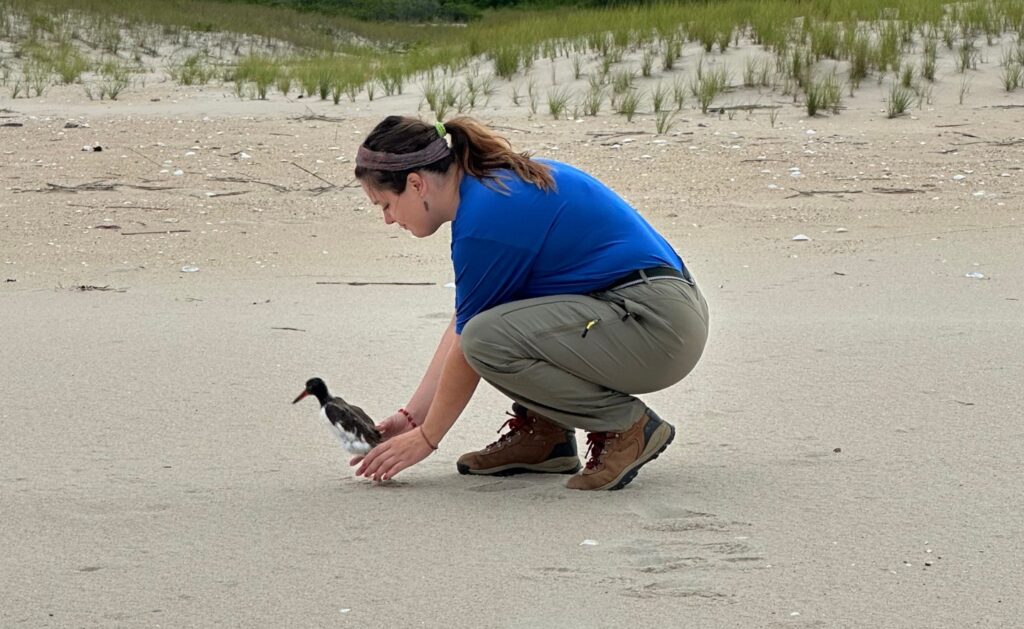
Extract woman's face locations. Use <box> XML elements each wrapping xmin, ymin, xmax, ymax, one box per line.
<box><xmin>361</xmin><ymin>172</ymin><xmax>450</xmax><ymax>238</ymax></box>
<box><xmin>361</xmin><ymin>180</ymin><xmax>425</xmax><ymax>237</ymax></box>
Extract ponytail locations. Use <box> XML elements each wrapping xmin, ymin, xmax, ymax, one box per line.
<box><xmin>354</xmin><ymin>115</ymin><xmax>554</xmax><ymax>194</ymax></box>
<box><xmin>444</xmin><ymin>117</ymin><xmax>555</xmax><ymax>192</ymax></box>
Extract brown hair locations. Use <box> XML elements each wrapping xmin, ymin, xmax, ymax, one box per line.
<box><xmin>354</xmin><ymin>115</ymin><xmax>555</xmax><ymax>194</ymax></box>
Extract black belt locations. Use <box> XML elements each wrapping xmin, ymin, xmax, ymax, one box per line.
<box><xmin>604</xmin><ymin>265</ymin><xmax>692</xmax><ymax>292</ymax></box>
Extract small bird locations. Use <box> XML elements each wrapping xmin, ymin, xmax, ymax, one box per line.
<box><xmin>292</xmin><ymin>377</ymin><xmax>381</xmax><ymax>455</ymax></box>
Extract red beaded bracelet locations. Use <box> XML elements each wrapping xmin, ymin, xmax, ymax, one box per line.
<box><xmin>398</xmin><ymin>407</ymin><xmax>417</xmax><ymax>428</ymax></box>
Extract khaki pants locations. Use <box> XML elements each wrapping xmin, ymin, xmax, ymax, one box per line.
<box><xmin>460</xmin><ymin>277</ymin><xmax>709</xmax><ymax>432</ymax></box>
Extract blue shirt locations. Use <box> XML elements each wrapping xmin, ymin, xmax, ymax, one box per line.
<box><xmin>452</xmin><ymin>160</ymin><xmax>685</xmax><ymax>334</ymax></box>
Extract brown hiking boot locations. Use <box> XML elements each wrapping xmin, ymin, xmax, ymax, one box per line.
<box><xmin>456</xmin><ymin>403</ymin><xmax>581</xmax><ymax>476</ymax></box>
<box><xmin>566</xmin><ymin>409</ymin><xmax>675</xmax><ymax>491</ymax></box>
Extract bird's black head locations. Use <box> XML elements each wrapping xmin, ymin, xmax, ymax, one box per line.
<box><xmin>293</xmin><ymin>377</ymin><xmax>330</xmax><ymax>405</ymax></box>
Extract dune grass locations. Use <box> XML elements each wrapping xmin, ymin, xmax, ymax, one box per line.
<box><xmin>1</xmin><ymin>0</ymin><xmax>1023</xmax><ymax>119</ymax></box>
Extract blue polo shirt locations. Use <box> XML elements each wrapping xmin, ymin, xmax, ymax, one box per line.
<box><xmin>452</xmin><ymin>160</ymin><xmax>685</xmax><ymax>334</ymax></box>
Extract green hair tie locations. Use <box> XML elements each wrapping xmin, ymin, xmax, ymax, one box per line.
<box><xmin>434</xmin><ymin>121</ymin><xmax>446</xmax><ymax>138</ymax></box>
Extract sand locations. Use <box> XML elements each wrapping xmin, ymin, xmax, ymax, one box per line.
<box><xmin>2</xmin><ymin>31</ymin><xmax>1024</xmax><ymax>628</ymax></box>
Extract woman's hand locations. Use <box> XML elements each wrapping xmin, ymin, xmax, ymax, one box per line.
<box><xmin>348</xmin><ymin>410</ymin><xmax>415</xmax><ymax>466</ymax></box>
<box><xmin>355</xmin><ymin>427</ymin><xmax>435</xmax><ymax>482</ymax></box>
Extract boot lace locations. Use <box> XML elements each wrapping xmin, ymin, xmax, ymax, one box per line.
<box><xmin>584</xmin><ymin>432</ymin><xmax>615</xmax><ymax>470</ymax></box>
<box><xmin>487</xmin><ymin>411</ymin><xmax>531</xmax><ymax>449</ymax></box>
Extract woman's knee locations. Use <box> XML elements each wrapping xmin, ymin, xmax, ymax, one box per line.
<box><xmin>459</xmin><ymin>309</ymin><xmax>502</xmax><ymax>364</ymax></box>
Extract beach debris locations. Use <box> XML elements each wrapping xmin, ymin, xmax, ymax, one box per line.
<box><xmin>952</xmin><ymin>174</ymin><xmax>966</xmax><ymax>181</ymax></box>
<box><xmin>207</xmin><ymin>175</ymin><xmax>289</xmax><ymax>193</ymax></box>
<box><xmin>92</xmin><ymin>224</ymin><xmax>121</xmax><ymax>230</ymax></box>
<box><xmin>340</xmin><ymin>608</ymin><xmax>351</xmax><ymax>614</ymax></box>
<box><xmin>790</xmin><ymin>612</ymin><xmax>800</xmax><ymax>617</ymax></box>
<box><xmin>1</xmin><ymin>122</ymin><xmax>24</xmax><ymax>127</ymax></box>
<box><xmin>833</xmin><ymin>447</ymin><xmax>842</xmax><ymax>453</ymax></box>
<box><xmin>786</xmin><ymin>189</ymin><xmax>863</xmax><ymax>198</ymax></box>
<box><xmin>271</xmin><ymin>327</ymin><xmax>306</xmax><ymax>332</ymax></box>
<box><xmin>965</xmin><ymin>272</ymin><xmax>985</xmax><ymax>279</ymax></box>
<box><xmin>172</xmin><ymin>169</ymin><xmax>184</xmax><ymax>176</ymax></box>
<box><xmin>792</xmin><ymin>234</ymin><xmax>810</xmax><ymax>241</ymax></box>
<box><xmin>296</xmin><ymin>112</ymin><xmax>345</xmax><ymax>122</ymax></box>
<box><xmin>181</xmin><ymin>265</ymin><xmax>199</xmax><ymax>273</ymax></box>
<box><xmin>64</xmin><ymin>121</ymin><xmax>88</xmax><ymax>129</ymax></box>
<box><xmin>5</xmin><ymin>278</ymin><xmax>15</xmax><ymax>283</ymax></box>
<box><xmin>872</xmin><ymin>187</ymin><xmax>924</xmax><ymax>194</ymax></box>
<box><xmin>21</xmin><ymin>181</ymin><xmax>174</xmax><ymax>194</ymax></box>
<box><xmin>290</xmin><ymin>161</ymin><xmax>343</xmax><ymax>191</ymax></box>
<box><xmin>121</xmin><ymin>229</ymin><xmax>190</xmax><ymax>236</ymax></box>
<box><xmin>316</xmin><ymin>281</ymin><xmax>434</xmax><ymax>286</ymax></box>
<box><xmin>580</xmin><ymin>539</ymin><xmax>599</xmax><ymax>546</ymax></box>
<box><xmin>73</xmin><ymin>285</ymin><xmax>124</xmax><ymax>292</ymax></box>
<box><xmin>81</xmin><ymin>144</ymin><xmax>103</xmax><ymax>152</ymax></box>
<box><xmin>444</xmin><ymin>282</ymin><xmax>456</xmax><ymax>288</ymax></box>
<box><xmin>836</xmin><ymin>227</ymin><xmax>848</xmax><ymax>233</ymax></box>
<box><xmin>204</xmin><ymin>190</ymin><xmax>248</xmax><ymax>198</ymax></box>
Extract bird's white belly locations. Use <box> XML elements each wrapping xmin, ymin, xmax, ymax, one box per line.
<box><xmin>321</xmin><ymin>408</ymin><xmax>372</xmax><ymax>455</ymax></box>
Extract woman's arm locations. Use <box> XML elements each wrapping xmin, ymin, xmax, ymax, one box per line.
<box><xmin>402</xmin><ymin>315</ymin><xmax>458</xmax><ymax>423</ymax></box>
<box><xmin>417</xmin><ymin>333</ymin><xmax>480</xmax><ymax>447</ymax></box>
<box><xmin>356</xmin><ymin>325</ymin><xmax>480</xmax><ymax>481</ymax></box>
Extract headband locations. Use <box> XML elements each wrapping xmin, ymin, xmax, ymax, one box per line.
<box><xmin>356</xmin><ymin>122</ymin><xmax>450</xmax><ymax>172</ymax></box>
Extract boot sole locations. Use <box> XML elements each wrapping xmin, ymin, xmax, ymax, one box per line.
<box><xmin>600</xmin><ymin>421</ymin><xmax>676</xmax><ymax>491</ymax></box>
<box><xmin>456</xmin><ymin>456</ymin><xmax>582</xmax><ymax>477</ymax></box>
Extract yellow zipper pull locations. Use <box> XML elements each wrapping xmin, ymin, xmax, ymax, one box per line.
<box><xmin>581</xmin><ymin>319</ymin><xmax>599</xmax><ymax>338</ymax></box>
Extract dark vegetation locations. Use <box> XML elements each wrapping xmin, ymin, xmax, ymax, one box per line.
<box><xmin>221</xmin><ymin>0</ymin><xmax>663</xmax><ymax>22</ymax></box>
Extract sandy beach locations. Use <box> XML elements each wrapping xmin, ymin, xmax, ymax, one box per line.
<box><xmin>2</xmin><ymin>30</ymin><xmax>1024</xmax><ymax>627</ymax></box>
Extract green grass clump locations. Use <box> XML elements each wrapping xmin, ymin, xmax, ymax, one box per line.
<box><xmin>611</xmin><ymin>68</ymin><xmax>636</xmax><ymax>96</ymax></box>
<box><xmin>899</xmin><ymin>63</ymin><xmax>915</xmax><ymax>88</ymax></box>
<box><xmin>887</xmin><ymin>82</ymin><xmax>914</xmax><ymax>118</ymax></box>
<box><xmin>169</xmin><ymin>53</ymin><xmax>217</xmax><ymax>86</ymax></box>
<box><xmin>956</xmin><ymin>40</ymin><xmax>979</xmax><ymax>73</ymax></box>
<box><xmin>1001</xmin><ymin>63</ymin><xmax>1023</xmax><ymax>91</ymax></box>
<box><xmin>877</xmin><ymin>21</ymin><xmax>903</xmax><ymax>74</ymax></box>
<box><xmin>662</xmin><ymin>37</ymin><xmax>679</xmax><ymax>71</ymax></box>
<box><xmin>640</xmin><ymin>46</ymin><xmax>655</xmax><ymax>77</ymax></box>
<box><xmin>581</xmin><ymin>84</ymin><xmax>603</xmax><ymax>116</ymax></box>
<box><xmin>615</xmin><ymin>88</ymin><xmax>642</xmax><ymax>122</ymax></box>
<box><xmin>654</xmin><ymin>109</ymin><xmax>676</xmax><ymax>135</ymax></box>
<box><xmin>235</xmin><ymin>55</ymin><xmax>279</xmax><ymax>99</ymax></box>
<box><xmin>921</xmin><ymin>38</ymin><xmax>937</xmax><ymax>82</ymax></box>
<box><xmin>692</xmin><ymin>65</ymin><xmax>729</xmax><ymax>114</ymax></box>
<box><xmin>423</xmin><ymin>73</ymin><xmax>458</xmax><ymax>117</ymax></box>
<box><xmin>46</xmin><ymin>43</ymin><xmax>89</xmax><ymax>84</ymax></box>
<box><xmin>547</xmin><ymin>86</ymin><xmax>570</xmax><ymax>119</ymax></box>
<box><xmin>650</xmin><ymin>79</ymin><xmax>669</xmax><ymax>113</ymax></box>
<box><xmin>804</xmin><ymin>72</ymin><xmax>841</xmax><ymax>116</ymax></box>
<box><xmin>671</xmin><ymin>74</ymin><xmax>686</xmax><ymax>110</ymax></box>
<box><xmin>491</xmin><ymin>47</ymin><xmax>521</xmax><ymax>80</ymax></box>
<box><xmin>85</xmin><ymin>59</ymin><xmax>132</xmax><ymax>100</ymax></box>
